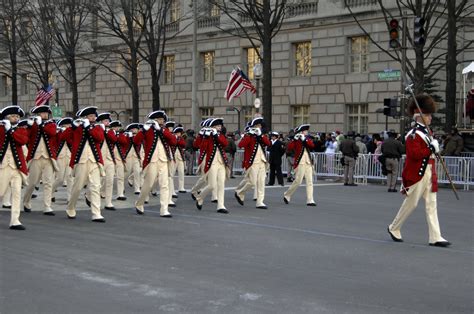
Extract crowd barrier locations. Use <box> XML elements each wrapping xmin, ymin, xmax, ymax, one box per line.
<box><xmin>197</xmin><ymin>151</ymin><xmax>473</xmax><ymax>191</ymax></box>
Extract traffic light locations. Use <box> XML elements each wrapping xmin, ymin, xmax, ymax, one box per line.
<box><xmin>389</xmin><ymin>19</ymin><xmax>400</xmax><ymax>49</ymax></box>
<box><xmin>383</xmin><ymin>98</ymin><xmax>391</xmax><ymax>116</ymax></box>
<box><xmin>383</xmin><ymin>98</ymin><xmax>398</xmax><ymax>117</ymax></box>
<box><xmin>414</xmin><ymin>17</ymin><xmax>425</xmax><ymax>46</ymax></box>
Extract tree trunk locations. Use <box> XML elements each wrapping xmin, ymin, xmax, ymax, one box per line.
<box><xmin>150</xmin><ymin>59</ymin><xmax>161</xmax><ymax>110</ymax></box>
<box><xmin>262</xmin><ymin>37</ymin><xmax>272</xmax><ymax>131</ymax></box>
<box><xmin>10</xmin><ymin>12</ymin><xmax>18</xmax><ymax>106</ymax></box>
<box><xmin>131</xmin><ymin>52</ymin><xmax>140</xmax><ymax>122</ymax></box>
<box><xmin>445</xmin><ymin>0</ymin><xmax>457</xmax><ymax>132</ymax></box>
<box><xmin>70</xmin><ymin>57</ymin><xmax>79</xmax><ymax>113</ymax></box>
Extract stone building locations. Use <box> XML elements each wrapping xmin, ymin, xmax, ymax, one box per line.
<box><xmin>1</xmin><ymin>0</ymin><xmax>473</xmax><ymax>135</ymax></box>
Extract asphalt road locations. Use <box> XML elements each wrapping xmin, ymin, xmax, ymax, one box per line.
<box><xmin>1</xmin><ymin>177</ymin><xmax>473</xmax><ymax>314</ymax></box>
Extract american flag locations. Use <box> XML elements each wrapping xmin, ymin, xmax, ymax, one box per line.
<box><xmin>224</xmin><ymin>67</ymin><xmax>256</xmax><ymax>102</ymax></box>
<box><xmin>35</xmin><ymin>85</ymin><xmax>55</xmax><ymax>107</ymax></box>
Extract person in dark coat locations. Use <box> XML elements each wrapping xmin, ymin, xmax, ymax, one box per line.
<box><xmin>339</xmin><ymin>131</ymin><xmax>359</xmax><ymax>186</ymax></box>
<box><xmin>267</xmin><ymin>131</ymin><xmax>285</xmax><ymax>186</ymax></box>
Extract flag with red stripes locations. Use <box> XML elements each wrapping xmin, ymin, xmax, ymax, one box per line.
<box><xmin>224</xmin><ymin>67</ymin><xmax>256</xmax><ymax>102</ymax></box>
<box><xmin>35</xmin><ymin>85</ymin><xmax>55</xmax><ymax>106</ymax></box>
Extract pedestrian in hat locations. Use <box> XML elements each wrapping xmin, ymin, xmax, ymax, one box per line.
<box><xmin>134</xmin><ymin>110</ymin><xmax>176</xmax><ymax>217</ymax></box>
<box><xmin>234</xmin><ymin>117</ymin><xmax>271</xmax><ymax>209</ymax></box>
<box><xmin>52</xmin><ymin>117</ymin><xmax>74</xmax><ymax>202</ymax></box>
<box><xmin>388</xmin><ymin>94</ymin><xmax>451</xmax><ymax>247</ymax></box>
<box><xmin>23</xmin><ymin>105</ymin><xmax>58</xmax><ymax>216</ymax></box>
<box><xmin>283</xmin><ymin>124</ymin><xmax>316</xmax><ymax>206</ymax></box>
<box><xmin>0</xmin><ymin>106</ymin><xmax>29</xmax><ymax>230</ymax></box>
<box><xmin>66</xmin><ymin>106</ymin><xmax>106</xmax><ymax>222</ymax></box>
<box><xmin>267</xmin><ymin>131</ymin><xmax>285</xmax><ymax>186</ymax></box>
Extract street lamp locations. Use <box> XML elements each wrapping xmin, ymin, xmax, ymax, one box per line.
<box><xmin>253</xmin><ymin>62</ymin><xmax>263</xmax><ymax>114</ymax></box>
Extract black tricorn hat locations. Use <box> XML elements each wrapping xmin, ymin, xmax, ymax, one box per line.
<box><xmin>31</xmin><ymin>105</ymin><xmax>52</xmax><ymax>114</ymax></box>
<box><xmin>125</xmin><ymin>123</ymin><xmax>141</xmax><ymax>131</ymax></box>
<box><xmin>165</xmin><ymin>121</ymin><xmax>176</xmax><ymax>128</ymax></box>
<box><xmin>76</xmin><ymin>106</ymin><xmax>98</xmax><ymax>117</ymax></box>
<box><xmin>407</xmin><ymin>94</ymin><xmax>437</xmax><ymax>116</ymax></box>
<box><xmin>173</xmin><ymin>126</ymin><xmax>184</xmax><ymax>133</ymax></box>
<box><xmin>110</xmin><ymin>120</ymin><xmax>122</xmax><ymax>128</ymax></box>
<box><xmin>57</xmin><ymin>117</ymin><xmax>73</xmax><ymax>126</ymax></box>
<box><xmin>1</xmin><ymin>105</ymin><xmax>25</xmax><ymax>119</ymax></box>
<box><xmin>97</xmin><ymin>112</ymin><xmax>111</xmax><ymax>122</ymax></box>
<box><xmin>295</xmin><ymin>124</ymin><xmax>310</xmax><ymax>133</ymax></box>
<box><xmin>147</xmin><ymin>110</ymin><xmax>168</xmax><ymax>121</ymax></box>
<box><xmin>209</xmin><ymin>118</ymin><xmax>224</xmax><ymax>127</ymax></box>
<box><xmin>249</xmin><ymin>117</ymin><xmax>264</xmax><ymax>127</ymax></box>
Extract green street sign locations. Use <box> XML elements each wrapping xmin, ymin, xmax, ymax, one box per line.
<box><xmin>378</xmin><ymin>70</ymin><xmax>401</xmax><ymax>81</ymax></box>
<box><xmin>52</xmin><ymin>106</ymin><xmax>62</xmax><ymax>118</ymax></box>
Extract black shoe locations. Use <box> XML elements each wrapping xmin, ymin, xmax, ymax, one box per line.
<box><xmin>283</xmin><ymin>197</ymin><xmax>289</xmax><ymax>204</ymax></box>
<box><xmin>266</xmin><ymin>183</ymin><xmax>274</xmax><ymax>186</ymax></box>
<box><xmin>32</xmin><ymin>194</ymin><xmax>37</xmax><ymax>199</ymax></box>
<box><xmin>35</xmin><ymin>186</ymin><xmax>39</xmax><ymax>191</ymax></box>
<box><xmin>51</xmin><ymin>197</ymin><xmax>56</xmax><ymax>203</ymax></box>
<box><xmin>196</xmin><ymin>201</ymin><xmax>202</xmax><ymax>210</ymax></box>
<box><xmin>230</xmin><ymin>176</ymin><xmax>236</xmax><ymax>179</ymax></box>
<box><xmin>344</xmin><ymin>183</ymin><xmax>349</xmax><ymax>186</ymax></box>
<box><xmin>105</xmin><ymin>206</ymin><xmax>116</xmax><ymax>211</ymax></box>
<box><xmin>144</xmin><ymin>201</ymin><xmax>149</xmax><ymax>204</ymax></box>
<box><xmin>391</xmin><ymin>189</ymin><xmax>398</xmax><ymax>192</ymax></box>
<box><xmin>43</xmin><ymin>211</ymin><xmax>55</xmax><ymax>216</ymax></box>
<box><xmin>287</xmin><ymin>178</ymin><xmax>293</xmax><ymax>182</ymax></box>
<box><xmin>191</xmin><ymin>193</ymin><xmax>197</xmax><ymax>200</ymax></box>
<box><xmin>134</xmin><ymin>192</ymin><xmax>140</xmax><ymax>195</ymax></box>
<box><xmin>100</xmin><ymin>195</ymin><xmax>105</xmax><ymax>199</ymax></box>
<box><xmin>9</xmin><ymin>224</ymin><xmax>26</xmax><ymax>230</ymax></box>
<box><xmin>347</xmin><ymin>183</ymin><xmax>358</xmax><ymax>186</ymax></box>
<box><xmin>2</xmin><ymin>205</ymin><xmax>11</xmax><ymax>209</ymax></box>
<box><xmin>234</xmin><ymin>192</ymin><xmax>244</xmax><ymax>206</ymax></box>
<box><xmin>160</xmin><ymin>214</ymin><xmax>173</xmax><ymax>218</ymax></box>
<box><xmin>117</xmin><ymin>196</ymin><xmax>127</xmax><ymax>201</ymax></box>
<box><xmin>168</xmin><ymin>203</ymin><xmax>176</xmax><ymax>208</ymax></box>
<box><xmin>211</xmin><ymin>199</ymin><xmax>217</xmax><ymax>203</ymax></box>
<box><xmin>256</xmin><ymin>205</ymin><xmax>268</xmax><ymax>209</ymax></box>
<box><xmin>84</xmin><ymin>193</ymin><xmax>91</xmax><ymax>207</ymax></box>
<box><xmin>307</xmin><ymin>203</ymin><xmax>317</xmax><ymax>207</ymax></box>
<box><xmin>280</xmin><ymin>183</ymin><xmax>285</xmax><ymax>187</ymax></box>
<box><xmin>172</xmin><ymin>194</ymin><xmax>178</xmax><ymax>199</ymax></box>
<box><xmin>151</xmin><ymin>192</ymin><xmax>158</xmax><ymax>196</ymax></box>
<box><xmin>217</xmin><ymin>208</ymin><xmax>229</xmax><ymax>214</ymax></box>
<box><xmin>24</xmin><ymin>206</ymin><xmax>31</xmax><ymax>213</ymax></box>
<box><xmin>67</xmin><ymin>214</ymin><xmax>76</xmax><ymax>219</ymax></box>
<box><xmin>92</xmin><ymin>218</ymin><xmax>106</xmax><ymax>223</ymax></box>
<box><xmin>429</xmin><ymin>241</ymin><xmax>451</xmax><ymax>247</ymax></box>
<box><xmin>136</xmin><ymin>208</ymin><xmax>144</xmax><ymax>215</ymax></box>
<box><xmin>179</xmin><ymin>190</ymin><xmax>187</xmax><ymax>194</ymax></box>
<box><xmin>253</xmin><ymin>198</ymin><xmax>257</xmax><ymax>201</ymax></box>
<box><xmin>387</xmin><ymin>227</ymin><xmax>403</xmax><ymax>242</ymax></box>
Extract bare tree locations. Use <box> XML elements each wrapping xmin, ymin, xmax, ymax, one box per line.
<box><xmin>0</xmin><ymin>0</ymin><xmax>29</xmax><ymax>106</ymax></box>
<box><xmin>43</xmin><ymin>0</ymin><xmax>94</xmax><ymax>113</ymax></box>
<box><xmin>345</xmin><ymin>0</ymin><xmax>473</xmax><ymax>130</ymax></box>
<box><xmin>210</xmin><ymin>0</ymin><xmax>292</xmax><ymax>130</ymax></box>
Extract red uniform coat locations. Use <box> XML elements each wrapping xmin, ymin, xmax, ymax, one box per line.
<box><xmin>287</xmin><ymin>138</ymin><xmax>315</xmax><ymax>168</ymax></box>
<box><xmin>56</xmin><ymin>129</ymin><xmax>73</xmax><ymax>156</ymax></box>
<box><xmin>193</xmin><ymin>134</ymin><xmax>210</xmax><ymax>165</ymax></box>
<box><xmin>171</xmin><ymin>136</ymin><xmax>186</xmax><ymax>161</ymax></box>
<box><xmin>66</xmin><ymin>124</ymin><xmax>105</xmax><ymax>168</ymax></box>
<box><xmin>120</xmin><ymin>135</ymin><xmax>142</xmax><ymax>161</ymax></box>
<box><xmin>238</xmin><ymin>134</ymin><xmax>271</xmax><ymax>170</ymax></box>
<box><xmin>201</xmin><ymin>133</ymin><xmax>228</xmax><ymax>173</ymax></box>
<box><xmin>0</xmin><ymin>126</ymin><xmax>29</xmax><ymax>175</ymax></box>
<box><xmin>113</xmin><ymin>132</ymin><xmax>128</xmax><ymax>162</ymax></box>
<box><xmin>26</xmin><ymin>120</ymin><xmax>58</xmax><ymax>161</ymax></box>
<box><xmin>402</xmin><ymin>126</ymin><xmax>438</xmax><ymax>192</ymax></box>
<box><xmin>133</xmin><ymin>126</ymin><xmax>177</xmax><ymax>169</ymax></box>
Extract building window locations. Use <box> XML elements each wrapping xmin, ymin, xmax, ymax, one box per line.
<box><xmin>349</xmin><ymin>36</ymin><xmax>369</xmax><ymax>73</ymax></box>
<box><xmin>163</xmin><ymin>55</ymin><xmax>175</xmax><ymax>85</ymax></box>
<box><xmin>21</xmin><ymin>74</ymin><xmax>28</xmax><ymax>95</ymax></box>
<box><xmin>291</xmin><ymin>105</ymin><xmax>310</xmax><ymax>127</ymax></box>
<box><xmin>201</xmin><ymin>51</ymin><xmax>215</xmax><ymax>82</ymax></box>
<box><xmin>90</xmin><ymin>67</ymin><xmax>96</xmax><ymax>92</ymax></box>
<box><xmin>347</xmin><ymin>103</ymin><xmax>368</xmax><ymax>135</ymax></box>
<box><xmin>200</xmin><ymin>107</ymin><xmax>214</xmax><ymax>119</ymax></box>
<box><xmin>245</xmin><ymin>47</ymin><xmax>260</xmax><ymax>80</ymax></box>
<box><xmin>294</xmin><ymin>42</ymin><xmax>312</xmax><ymax>77</ymax></box>
<box><xmin>0</xmin><ymin>75</ymin><xmax>7</xmax><ymax>97</ymax></box>
<box><xmin>210</xmin><ymin>2</ymin><xmax>220</xmax><ymax>16</ymax></box>
<box><xmin>170</xmin><ymin>0</ymin><xmax>180</xmax><ymax>23</ymax></box>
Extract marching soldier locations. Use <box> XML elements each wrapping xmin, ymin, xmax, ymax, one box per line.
<box><xmin>165</xmin><ymin>120</ymin><xmax>177</xmax><ymax>207</ymax></box>
<box><xmin>0</xmin><ymin>106</ymin><xmax>29</xmax><ymax>230</ymax></box>
<box><xmin>110</xmin><ymin>120</ymin><xmax>127</xmax><ymax>201</ymax></box>
<box><xmin>23</xmin><ymin>105</ymin><xmax>58</xmax><ymax>215</ymax></box>
<box><xmin>171</xmin><ymin>125</ymin><xmax>187</xmax><ymax>194</ymax></box>
<box><xmin>134</xmin><ymin>110</ymin><xmax>176</xmax><ymax>217</ymax></box>
<box><xmin>66</xmin><ymin>106</ymin><xmax>106</xmax><ymax>222</ymax></box>
<box><xmin>96</xmin><ymin>113</ymin><xmax>117</xmax><ymax>211</ymax></box>
<box><xmin>195</xmin><ymin>118</ymin><xmax>229</xmax><ymax>214</ymax></box>
<box><xmin>388</xmin><ymin>94</ymin><xmax>451</xmax><ymax>247</ymax></box>
<box><xmin>235</xmin><ymin>117</ymin><xmax>271</xmax><ymax>209</ymax></box>
<box><xmin>283</xmin><ymin>124</ymin><xmax>316</xmax><ymax>206</ymax></box>
<box><xmin>122</xmin><ymin>123</ymin><xmax>143</xmax><ymax>195</ymax></box>
<box><xmin>52</xmin><ymin>117</ymin><xmax>74</xmax><ymax>202</ymax></box>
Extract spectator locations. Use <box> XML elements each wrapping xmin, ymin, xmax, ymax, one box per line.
<box><xmin>225</xmin><ymin>132</ymin><xmax>237</xmax><ymax>178</ymax></box>
<box><xmin>441</xmin><ymin>127</ymin><xmax>464</xmax><ymax>156</ymax></box>
<box><xmin>184</xmin><ymin>129</ymin><xmax>196</xmax><ymax>175</ymax></box>
<box><xmin>366</xmin><ymin>134</ymin><xmax>381</xmax><ymax>154</ymax></box>
<box><xmin>381</xmin><ymin>131</ymin><xmax>405</xmax><ymax>192</ymax></box>
<box><xmin>339</xmin><ymin>131</ymin><xmax>359</xmax><ymax>186</ymax></box>
<box><xmin>355</xmin><ymin>136</ymin><xmax>367</xmax><ymax>155</ymax></box>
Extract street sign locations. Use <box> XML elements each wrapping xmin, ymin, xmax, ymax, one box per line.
<box><xmin>52</xmin><ymin>106</ymin><xmax>62</xmax><ymax>118</ymax></box>
<box><xmin>378</xmin><ymin>70</ymin><xmax>401</xmax><ymax>81</ymax></box>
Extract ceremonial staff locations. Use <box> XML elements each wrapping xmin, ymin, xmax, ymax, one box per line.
<box><xmin>404</xmin><ymin>83</ymin><xmax>460</xmax><ymax>200</ymax></box>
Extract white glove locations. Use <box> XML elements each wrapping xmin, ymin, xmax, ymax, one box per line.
<box><xmin>430</xmin><ymin>139</ymin><xmax>440</xmax><ymax>153</ymax></box>
<box><xmin>143</xmin><ymin>124</ymin><xmax>151</xmax><ymax>131</ymax></box>
<box><xmin>3</xmin><ymin>120</ymin><xmax>11</xmax><ymax>131</ymax></box>
<box><xmin>126</xmin><ymin>131</ymin><xmax>133</xmax><ymax>137</ymax></box>
<box><xmin>254</xmin><ymin>128</ymin><xmax>262</xmax><ymax>136</ymax></box>
<box><xmin>248</xmin><ymin>128</ymin><xmax>255</xmax><ymax>135</ymax></box>
<box><xmin>211</xmin><ymin>128</ymin><xmax>217</xmax><ymax>136</ymax></box>
<box><xmin>300</xmin><ymin>134</ymin><xmax>306</xmax><ymax>141</ymax></box>
<box><xmin>204</xmin><ymin>129</ymin><xmax>212</xmax><ymax>137</ymax></box>
<box><xmin>73</xmin><ymin>119</ymin><xmax>82</xmax><ymax>127</ymax></box>
<box><xmin>60</xmin><ymin>127</ymin><xmax>66</xmax><ymax>132</ymax></box>
<box><xmin>82</xmin><ymin>119</ymin><xmax>90</xmax><ymax>128</ymax></box>
<box><xmin>34</xmin><ymin>116</ymin><xmax>42</xmax><ymax>125</ymax></box>
<box><xmin>99</xmin><ymin>123</ymin><xmax>105</xmax><ymax>131</ymax></box>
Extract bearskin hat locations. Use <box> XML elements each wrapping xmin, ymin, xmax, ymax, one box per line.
<box><xmin>407</xmin><ymin>94</ymin><xmax>437</xmax><ymax>115</ymax></box>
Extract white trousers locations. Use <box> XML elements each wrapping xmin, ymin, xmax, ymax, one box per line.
<box><xmin>116</xmin><ymin>160</ymin><xmax>125</xmax><ymax>197</ymax></box>
<box><xmin>0</xmin><ymin>166</ymin><xmax>22</xmax><ymax>226</ymax></box>
<box><xmin>126</xmin><ymin>156</ymin><xmax>142</xmax><ymax>193</ymax></box>
<box><xmin>135</xmin><ymin>160</ymin><xmax>170</xmax><ymax>215</ymax></box>
<box><xmin>100</xmin><ymin>160</ymin><xmax>115</xmax><ymax>207</ymax></box>
<box><xmin>53</xmin><ymin>157</ymin><xmax>73</xmax><ymax>201</ymax></box>
<box><xmin>235</xmin><ymin>162</ymin><xmax>267</xmax><ymax>207</ymax></box>
<box><xmin>389</xmin><ymin>165</ymin><xmax>447</xmax><ymax>243</ymax></box>
<box><xmin>284</xmin><ymin>163</ymin><xmax>315</xmax><ymax>204</ymax></box>
<box><xmin>23</xmin><ymin>158</ymin><xmax>54</xmax><ymax>212</ymax></box>
<box><xmin>196</xmin><ymin>163</ymin><xmax>226</xmax><ymax>210</ymax></box>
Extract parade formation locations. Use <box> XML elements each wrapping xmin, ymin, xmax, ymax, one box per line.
<box><xmin>0</xmin><ymin>96</ymin><xmax>453</xmax><ymax>248</ymax></box>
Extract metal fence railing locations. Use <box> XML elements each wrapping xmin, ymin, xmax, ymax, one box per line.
<box><xmin>192</xmin><ymin>150</ymin><xmax>474</xmax><ymax>191</ymax></box>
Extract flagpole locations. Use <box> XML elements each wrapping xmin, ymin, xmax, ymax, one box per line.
<box><xmin>191</xmin><ymin>0</ymin><xmax>198</xmax><ymax>131</ymax></box>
